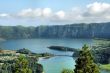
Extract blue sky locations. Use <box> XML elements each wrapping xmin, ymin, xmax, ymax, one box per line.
<box><xmin>0</xmin><ymin>0</ymin><xmax>110</xmax><ymax>26</ymax></box>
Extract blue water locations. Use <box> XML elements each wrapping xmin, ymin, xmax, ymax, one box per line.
<box><xmin>0</xmin><ymin>39</ymin><xmax>109</xmax><ymax>73</ymax></box>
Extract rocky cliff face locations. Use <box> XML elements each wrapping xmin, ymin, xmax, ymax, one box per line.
<box><xmin>34</xmin><ymin>22</ymin><xmax>110</xmax><ymax>39</ymax></box>
<box><xmin>0</xmin><ymin>22</ymin><xmax>110</xmax><ymax>39</ymax></box>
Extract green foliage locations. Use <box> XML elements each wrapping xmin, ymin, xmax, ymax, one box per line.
<box><xmin>0</xmin><ymin>52</ymin><xmax>44</xmax><ymax>73</ymax></box>
<box><xmin>100</xmin><ymin>64</ymin><xmax>110</xmax><ymax>71</ymax></box>
<box><xmin>14</xmin><ymin>55</ymin><xmax>32</xmax><ymax>73</ymax></box>
<box><xmin>74</xmin><ymin>44</ymin><xmax>100</xmax><ymax>73</ymax></box>
<box><xmin>16</xmin><ymin>48</ymin><xmax>31</xmax><ymax>54</ymax></box>
<box><xmin>92</xmin><ymin>39</ymin><xmax>110</xmax><ymax>64</ymax></box>
<box><xmin>0</xmin><ymin>26</ymin><xmax>35</xmax><ymax>39</ymax></box>
<box><xmin>0</xmin><ymin>63</ymin><xmax>13</xmax><ymax>73</ymax></box>
<box><xmin>62</xmin><ymin>69</ymin><xmax>74</xmax><ymax>73</ymax></box>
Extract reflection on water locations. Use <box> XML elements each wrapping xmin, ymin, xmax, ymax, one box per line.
<box><xmin>39</xmin><ymin>56</ymin><xmax>75</xmax><ymax>73</ymax></box>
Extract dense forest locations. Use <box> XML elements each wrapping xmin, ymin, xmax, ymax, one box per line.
<box><xmin>0</xmin><ymin>22</ymin><xmax>110</xmax><ymax>39</ymax></box>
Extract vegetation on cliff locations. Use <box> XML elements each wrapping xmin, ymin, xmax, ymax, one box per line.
<box><xmin>0</xmin><ymin>22</ymin><xmax>110</xmax><ymax>39</ymax></box>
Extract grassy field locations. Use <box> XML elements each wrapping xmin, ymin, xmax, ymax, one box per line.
<box><xmin>100</xmin><ymin>64</ymin><xmax>110</xmax><ymax>71</ymax></box>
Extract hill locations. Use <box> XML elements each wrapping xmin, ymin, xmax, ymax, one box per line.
<box><xmin>0</xmin><ymin>22</ymin><xmax>110</xmax><ymax>39</ymax></box>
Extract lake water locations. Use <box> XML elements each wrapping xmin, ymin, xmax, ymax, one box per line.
<box><xmin>0</xmin><ymin>39</ymin><xmax>109</xmax><ymax>73</ymax></box>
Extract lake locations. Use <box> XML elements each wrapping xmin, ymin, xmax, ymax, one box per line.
<box><xmin>0</xmin><ymin>39</ymin><xmax>109</xmax><ymax>73</ymax></box>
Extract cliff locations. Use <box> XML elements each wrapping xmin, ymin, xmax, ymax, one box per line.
<box><xmin>0</xmin><ymin>22</ymin><xmax>110</xmax><ymax>39</ymax></box>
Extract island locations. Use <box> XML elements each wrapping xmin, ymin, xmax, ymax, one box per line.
<box><xmin>48</xmin><ymin>46</ymin><xmax>79</xmax><ymax>52</ymax></box>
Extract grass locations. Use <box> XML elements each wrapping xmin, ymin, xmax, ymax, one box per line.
<box><xmin>100</xmin><ymin>64</ymin><xmax>110</xmax><ymax>71</ymax></box>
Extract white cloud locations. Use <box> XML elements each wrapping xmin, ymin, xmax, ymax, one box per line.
<box><xmin>55</xmin><ymin>11</ymin><xmax>65</xmax><ymax>19</ymax></box>
<box><xmin>17</xmin><ymin>8</ymin><xmax>52</xmax><ymax>18</ymax></box>
<box><xmin>42</xmin><ymin>8</ymin><xmax>52</xmax><ymax>17</ymax></box>
<box><xmin>18</xmin><ymin>8</ymin><xmax>33</xmax><ymax>17</ymax></box>
<box><xmin>34</xmin><ymin>8</ymin><xmax>42</xmax><ymax>17</ymax></box>
<box><xmin>50</xmin><ymin>10</ymin><xmax>66</xmax><ymax>22</ymax></box>
<box><xmin>84</xmin><ymin>2</ymin><xmax>110</xmax><ymax>18</ymax></box>
<box><xmin>87</xmin><ymin>2</ymin><xmax>110</xmax><ymax>15</ymax></box>
<box><xmin>0</xmin><ymin>13</ymin><xmax>9</xmax><ymax>18</ymax></box>
<box><xmin>1</xmin><ymin>2</ymin><xmax>110</xmax><ymax>23</ymax></box>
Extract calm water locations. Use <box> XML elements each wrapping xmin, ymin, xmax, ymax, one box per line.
<box><xmin>0</xmin><ymin>39</ymin><xmax>109</xmax><ymax>73</ymax></box>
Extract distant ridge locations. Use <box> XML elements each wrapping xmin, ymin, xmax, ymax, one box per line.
<box><xmin>0</xmin><ymin>22</ymin><xmax>110</xmax><ymax>39</ymax></box>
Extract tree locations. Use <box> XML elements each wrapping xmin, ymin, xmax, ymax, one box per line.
<box><xmin>28</xmin><ymin>56</ymin><xmax>43</xmax><ymax>73</ymax></box>
<box><xmin>14</xmin><ymin>55</ymin><xmax>32</xmax><ymax>73</ymax></box>
<box><xmin>1</xmin><ymin>63</ymin><xmax>13</xmax><ymax>73</ymax></box>
<box><xmin>74</xmin><ymin>44</ymin><xmax>99</xmax><ymax>73</ymax></box>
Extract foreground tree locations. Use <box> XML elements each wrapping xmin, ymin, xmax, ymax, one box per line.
<box><xmin>74</xmin><ymin>45</ymin><xmax>99</xmax><ymax>73</ymax></box>
<box><xmin>14</xmin><ymin>55</ymin><xmax>32</xmax><ymax>73</ymax></box>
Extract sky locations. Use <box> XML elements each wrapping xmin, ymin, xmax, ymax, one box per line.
<box><xmin>0</xmin><ymin>0</ymin><xmax>110</xmax><ymax>26</ymax></box>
